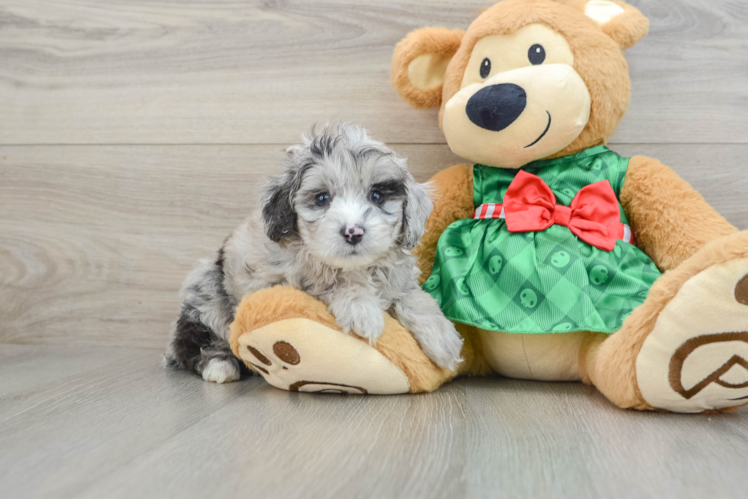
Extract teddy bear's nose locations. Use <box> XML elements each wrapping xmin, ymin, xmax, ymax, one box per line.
<box><xmin>466</xmin><ymin>83</ymin><xmax>527</xmax><ymax>132</ymax></box>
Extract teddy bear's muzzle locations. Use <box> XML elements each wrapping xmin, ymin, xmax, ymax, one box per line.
<box><xmin>443</xmin><ymin>64</ymin><xmax>591</xmax><ymax>169</ymax></box>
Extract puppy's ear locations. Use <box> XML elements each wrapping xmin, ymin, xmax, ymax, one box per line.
<box><xmin>262</xmin><ymin>157</ymin><xmax>305</xmax><ymax>242</ymax></box>
<box><xmin>391</xmin><ymin>27</ymin><xmax>464</xmax><ymax>109</ymax></box>
<box><xmin>401</xmin><ymin>176</ymin><xmax>434</xmax><ymax>250</ymax></box>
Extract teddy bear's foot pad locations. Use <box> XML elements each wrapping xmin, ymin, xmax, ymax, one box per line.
<box><xmin>637</xmin><ymin>258</ymin><xmax>748</xmax><ymax>412</ymax></box>
<box><xmin>236</xmin><ymin>318</ymin><xmax>411</xmax><ymax>394</ymax></box>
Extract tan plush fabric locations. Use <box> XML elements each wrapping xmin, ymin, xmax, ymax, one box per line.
<box><xmin>636</xmin><ymin>258</ymin><xmax>748</xmax><ymax>412</ymax></box>
<box><xmin>391</xmin><ymin>27</ymin><xmax>465</xmax><ymax>109</ymax></box>
<box><xmin>391</xmin><ymin>0</ymin><xmax>645</xmax><ymax>159</ymax></box>
<box><xmin>235</xmin><ymin>318</ymin><xmax>411</xmax><ymax>395</ymax></box>
<box><xmin>443</xmin><ymin>62</ymin><xmax>591</xmax><ymax>168</ymax></box>
<box><xmin>621</xmin><ymin>156</ymin><xmax>738</xmax><ymax>271</ymax></box>
<box><xmin>230</xmin><ymin>286</ymin><xmax>457</xmax><ymax>393</ymax></box>
<box><xmin>478</xmin><ymin>330</ymin><xmax>591</xmax><ymax>381</ymax></box>
<box><xmin>564</xmin><ymin>0</ymin><xmax>649</xmax><ymax>50</ymax></box>
<box><xmin>582</xmin><ymin>232</ymin><xmax>748</xmax><ymax>410</ymax></box>
<box><xmin>414</xmin><ymin>163</ymin><xmax>475</xmax><ymax>280</ymax></box>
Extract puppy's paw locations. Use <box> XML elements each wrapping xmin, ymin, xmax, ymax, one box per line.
<box><xmin>411</xmin><ymin>316</ymin><xmax>464</xmax><ymax>371</ymax></box>
<box><xmin>201</xmin><ymin>357</ymin><xmax>241</xmax><ymax>384</ymax></box>
<box><xmin>350</xmin><ymin>311</ymin><xmax>386</xmax><ymax>344</ymax></box>
<box><xmin>332</xmin><ymin>300</ymin><xmax>386</xmax><ymax>344</ymax></box>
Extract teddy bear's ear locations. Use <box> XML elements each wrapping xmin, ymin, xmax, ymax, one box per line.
<box><xmin>565</xmin><ymin>0</ymin><xmax>649</xmax><ymax>50</ymax></box>
<box><xmin>391</xmin><ymin>27</ymin><xmax>465</xmax><ymax>109</ymax></box>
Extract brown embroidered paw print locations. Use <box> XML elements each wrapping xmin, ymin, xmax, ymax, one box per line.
<box><xmin>637</xmin><ymin>262</ymin><xmax>748</xmax><ymax>412</ymax></box>
<box><xmin>234</xmin><ymin>318</ymin><xmax>411</xmax><ymax>395</ymax></box>
<box><xmin>244</xmin><ymin>340</ymin><xmax>368</xmax><ymax>394</ymax></box>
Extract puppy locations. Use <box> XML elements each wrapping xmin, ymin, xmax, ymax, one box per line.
<box><xmin>164</xmin><ymin>124</ymin><xmax>463</xmax><ymax>383</ymax></box>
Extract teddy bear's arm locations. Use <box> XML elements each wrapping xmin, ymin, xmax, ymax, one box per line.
<box><xmin>620</xmin><ymin>155</ymin><xmax>738</xmax><ymax>271</ymax></box>
<box><xmin>415</xmin><ymin>163</ymin><xmax>475</xmax><ymax>281</ymax></box>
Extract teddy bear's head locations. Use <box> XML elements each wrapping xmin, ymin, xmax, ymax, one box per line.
<box><xmin>391</xmin><ymin>0</ymin><xmax>649</xmax><ymax>168</ymax></box>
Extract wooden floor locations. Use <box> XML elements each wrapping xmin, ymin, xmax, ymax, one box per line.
<box><xmin>3</xmin><ymin>344</ymin><xmax>748</xmax><ymax>498</ymax></box>
<box><xmin>1</xmin><ymin>0</ymin><xmax>748</xmax><ymax>497</ymax></box>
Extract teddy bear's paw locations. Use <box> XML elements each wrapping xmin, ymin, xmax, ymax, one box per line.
<box><xmin>636</xmin><ymin>258</ymin><xmax>748</xmax><ymax>412</ymax></box>
<box><xmin>235</xmin><ymin>318</ymin><xmax>411</xmax><ymax>395</ymax></box>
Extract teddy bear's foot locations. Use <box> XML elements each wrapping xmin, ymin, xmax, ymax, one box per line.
<box><xmin>636</xmin><ymin>255</ymin><xmax>748</xmax><ymax>412</ymax></box>
<box><xmin>234</xmin><ymin>318</ymin><xmax>410</xmax><ymax>394</ymax></box>
<box><xmin>228</xmin><ymin>286</ymin><xmax>457</xmax><ymax>394</ymax></box>
<box><xmin>586</xmin><ymin>231</ymin><xmax>748</xmax><ymax>412</ymax></box>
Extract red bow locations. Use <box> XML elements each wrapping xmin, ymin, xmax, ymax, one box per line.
<box><xmin>503</xmin><ymin>171</ymin><xmax>621</xmax><ymax>251</ymax></box>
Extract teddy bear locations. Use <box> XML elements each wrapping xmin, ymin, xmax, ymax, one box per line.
<box><xmin>229</xmin><ymin>0</ymin><xmax>748</xmax><ymax>413</ymax></box>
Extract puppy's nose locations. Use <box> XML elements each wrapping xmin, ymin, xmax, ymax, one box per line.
<box><xmin>341</xmin><ymin>225</ymin><xmax>365</xmax><ymax>245</ymax></box>
<box><xmin>466</xmin><ymin>83</ymin><xmax>527</xmax><ymax>132</ymax></box>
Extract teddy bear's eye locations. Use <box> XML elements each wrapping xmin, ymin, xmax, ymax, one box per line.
<box><xmin>480</xmin><ymin>58</ymin><xmax>491</xmax><ymax>79</ymax></box>
<box><xmin>528</xmin><ymin>44</ymin><xmax>546</xmax><ymax>65</ymax></box>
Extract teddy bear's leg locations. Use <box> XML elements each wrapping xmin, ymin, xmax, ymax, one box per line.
<box><xmin>228</xmin><ymin>286</ymin><xmax>462</xmax><ymax>394</ymax></box>
<box><xmin>581</xmin><ymin>231</ymin><xmax>748</xmax><ymax>412</ymax></box>
<box><xmin>477</xmin><ymin>330</ymin><xmax>596</xmax><ymax>381</ymax></box>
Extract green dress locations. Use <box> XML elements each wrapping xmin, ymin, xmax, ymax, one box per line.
<box><xmin>422</xmin><ymin>146</ymin><xmax>661</xmax><ymax>335</ymax></box>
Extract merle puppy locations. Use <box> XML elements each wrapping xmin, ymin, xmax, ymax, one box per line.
<box><xmin>164</xmin><ymin>124</ymin><xmax>464</xmax><ymax>383</ymax></box>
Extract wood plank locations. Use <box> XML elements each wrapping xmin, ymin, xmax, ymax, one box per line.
<box><xmin>1</xmin><ymin>344</ymin><xmax>747</xmax><ymax>498</ymax></box>
<box><xmin>0</xmin><ymin>344</ymin><xmax>468</xmax><ymax>498</ymax></box>
<box><xmin>1</xmin><ymin>143</ymin><xmax>746</xmax><ymax>348</ymax></box>
<box><xmin>0</xmin><ymin>344</ymin><xmax>261</xmax><ymax>498</ymax></box>
<box><xmin>1</xmin><ymin>0</ymin><xmax>746</xmax><ymax>145</ymax></box>
<box><xmin>0</xmin><ymin>343</ymin><xmax>147</xmax><ymax>422</ymax></box>
<box><xmin>464</xmin><ymin>378</ymin><xmax>748</xmax><ymax>498</ymax></box>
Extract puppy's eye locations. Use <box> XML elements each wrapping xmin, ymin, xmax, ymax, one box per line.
<box><xmin>368</xmin><ymin>190</ymin><xmax>385</xmax><ymax>205</ymax></box>
<box><xmin>315</xmin><ymin>192</ymin><xmax>330</xmax><ymax>207</ymax></box>
<box><xmin>528</xmin><ymin>44</ymin><xmax>545</xmax><ymax>65</ymax></box>
<box><xmin>480</xmin><ymin>58</ymin><xmax>491</xmax><ymax>79</ymax></box>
